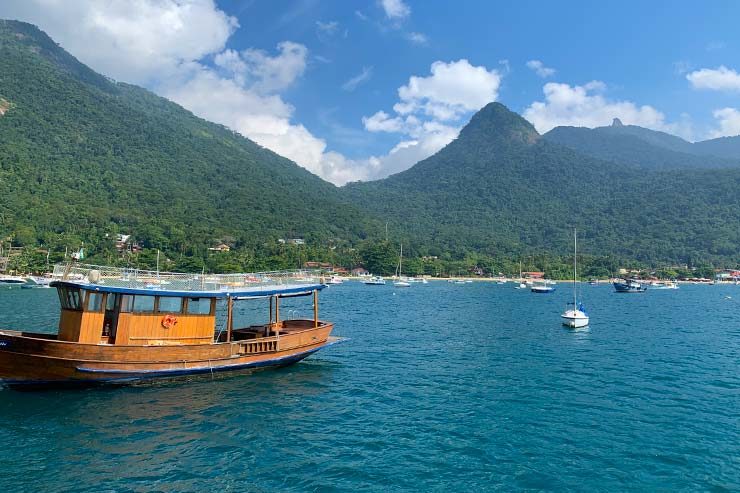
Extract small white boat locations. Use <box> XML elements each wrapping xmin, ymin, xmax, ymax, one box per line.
<box><xmin>562</xmin><ymin>229</ymin><xmax>589</xmax><ymax>328</ymax></box>
<box><xmin>651</xmin><ymin>280</ymin><xmax>678</xmax><ymax>290</ymax></box>
<box><xmin>562</xmin><ymin>307</ymin><xmax>589</xmax><ymax>328</ymax></box>
<box><xmin>0</xmin><ymin>275</ymin><xmax>28</xmax><ymax>285</ymax></box>
<box><xmin>364</xmin><ymin>276</ymin><xmax>386</xmax><ymax>285</ymax></box>
<box><xmin>531</xmin><ymin>280</ymin><xmax>556</xmax><ymax>293</ymax></box>
<box><xmin>515</xmin><ymin>282</ymin><xmax>527</xmax><ymax>289</ymax></box>
<box><xmin>393</xmin><ymin>244</ymin><xmax>411</xmax><ymax>287</ymax></box>
<box><xmin>324</xmin><ymin>275</ymin><xmax>344</xmax><ymax>285</ymax></box>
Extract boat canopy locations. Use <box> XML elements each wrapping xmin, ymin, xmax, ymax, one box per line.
<box><xmin>51</xmin><ymin>263</ymin><xmax>326</xmax><ymax>299</ymax></box>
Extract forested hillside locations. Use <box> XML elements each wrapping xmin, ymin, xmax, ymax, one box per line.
<box><xmin>0</xmin><ymin>20</ymin><xmax>377</xmax><ymax>258</ymax></box>
<box><xmin>544</xmin><ymin>119</ymin><xmax>740</xmax><ymax>170</ymax></box>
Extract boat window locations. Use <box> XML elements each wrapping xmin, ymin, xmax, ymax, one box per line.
<box><xmin>106</xmin><ymin>293</ymin><xmax>118</xmax><ymax>311</ymax></box>
<box><xmin>57</xmin><ymin>287</ymin><xmax>82</xmax><ymax>311</ymax></box>
<box><xmin>120</xmin><ymin>295</ymin><xmax>133</xmax><ymax>313</ymax></box>
<box><xmin>157</xmin><ymin>297</ymin><xmax>182</xmax><ymax>313</ymax></box>
<box><xmin>132</xmin><ymin>295</ymin><xmax>155</xmax><ymax>313</ymax></box>
<box><xmin>86</xmin><ymin>292</ymin><xmax>104</xmax><ymax>312</ymax></box>
<box><xmin>186</xmin><ymin>298</ymin><xmax>212</xmax><ymax>315</ymax></box>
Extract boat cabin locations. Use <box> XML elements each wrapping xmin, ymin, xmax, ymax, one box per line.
<box><xmin>52</xmin><ymin>279</ymin><xmax>326</xmax><ymax>347</ymax></box>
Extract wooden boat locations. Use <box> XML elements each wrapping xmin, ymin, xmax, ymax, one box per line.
<box><xmin>0</xmin><ymin>263</ymin><xmax>341</xmax><ymax>389</ymax></box>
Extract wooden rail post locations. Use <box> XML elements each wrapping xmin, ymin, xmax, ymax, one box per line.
<box><xmin>226</xmin><ymin>296</ymin><xmax>233</xmax><ymax>343</ymax></box>
<box><xmin>313</xmin><ymin>290</ymin><xmax>318</xmax><ymax>328</ymax></box>
<box><xmin>275</xmin><ymin>295</ymin><xmax>280</xmax><ymax>333</ymax></box>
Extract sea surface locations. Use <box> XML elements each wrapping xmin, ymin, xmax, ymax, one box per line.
<box><xmin>0</xmin><ymin>282</ymin><xmax>738</xmax><ymax>492</ymax></box>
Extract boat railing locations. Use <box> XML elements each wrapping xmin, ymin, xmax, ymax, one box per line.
<box><xmin>52</xmin><ymin>262</ymin><xmax>322</xmax><ymax>292</ymax></box>
<box><xmin>237</xmin><ymin>336</ymin><xmax>280</xmax><ymax>354</ymax></box>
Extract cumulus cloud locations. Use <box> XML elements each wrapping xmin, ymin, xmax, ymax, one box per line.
<box><xmin>0</xmin><ymin>0</ymin><xmax>238</xmax><ymax>85</ymax></box>
<box><xmin>687</xmin><ymin>65</ymin><xmax>740</xmax><ymax>92</ymax></box>
<box><xmin>395</xmin><ymin>59</ymin><xmax>502</xmax><ymax>121</ymax></box>
<box><xmin>355</xmin><ymin>59</ymin><xmax>502</xmax><ymax>180</ymax></box>
<box><xmin>380</xmin><ymin>0</ymin><xmax>411</xmax><ymax>19</ymax></box>
<box><xmin>341</xmin><ymin>66</ymin><xmax>373</xmax><ymax>92</ymax></box>
<box><xmin>524</xmin><ymin>81</ymin><xmax>675</xmax><ymax>134</ymax></box>
<box><xmin>526</xmin><ymin>60</ymin><xmax>555</xmax><ymax>78</ymax></box>
<box><xmin>709</xmin><ymin>108</ymin><xmax>740</xmax><ymax>138</ymax></box>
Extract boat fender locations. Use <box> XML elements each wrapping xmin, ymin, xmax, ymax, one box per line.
<box><xmin>161</xmin><ymin>314</ymin><xmax>179</xmax><ymax>329</ymax></box>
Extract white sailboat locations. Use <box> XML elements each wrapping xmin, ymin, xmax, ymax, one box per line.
<box><xmin>393</xmin><ymin>244</ymin><xmax>411</xmax><ymax>287</ymax></box>
<box><xmin>515</xmin><ymin>260</ymin><xmax>527</xmax><ymax>289</ymax></box>
<box><xmin>561</xmin><ymin>229</ymin><xmax>589</xmax><ymax>328</ymax></box>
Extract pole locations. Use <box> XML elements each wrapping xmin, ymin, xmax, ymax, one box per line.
<box><xmin>573</xmin><ymin>228</ymin><xmax>577</xmax><ymax>308</ymax></box>
<box><xmin>313</xmin><ymin>290</ymin><xmax>319</xmax><ymax>328</ymax></box>
<box><xmin>226</xmin><ymin>296</ymin><xmax>233</xmax><ymax>342</ymax></box>
<box><xmin>275</xmin><ymin>295</ymin><xmax>280</xmax><ymax>333</ymax></box>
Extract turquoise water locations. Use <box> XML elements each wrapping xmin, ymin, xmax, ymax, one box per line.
<box><xmin>0</xmin><ymin>282</ymin><xmax>738</xmax><ymax>492</ymax></box>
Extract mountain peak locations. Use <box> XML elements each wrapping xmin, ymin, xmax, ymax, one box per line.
<box><xmin>458</xmin><ymin>102</ymin><xmax>540</xmax><ymax>146</ymax></box>
<box><xmin>612</xmin><ymin>118</ymin><xmax>624</xmax><ymax>127</ymax></box>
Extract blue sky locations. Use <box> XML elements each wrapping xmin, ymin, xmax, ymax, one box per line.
<box><xmin>2</xmin><ymin>0</ymin><xmax>740</xmax><ymax>183</ymax></box>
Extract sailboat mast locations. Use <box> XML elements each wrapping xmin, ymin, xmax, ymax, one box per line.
<box><xmin>573</xmin><ymin>228</ymin><xmax>577</xmax><ymax>307</ymax></box>
<box><xmin>399</xmin><ymin>243</ymin><xmax>403</xmax><ymax>277</ymax></box>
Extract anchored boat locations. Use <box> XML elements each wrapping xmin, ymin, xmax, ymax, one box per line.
<box><xmin>0</xmin><ymin>263</ymin><xmax>341</xmax><ymax>389</ymax></box>
<box><xmin>613</xmin><ymin>279</ymin><xmax>647</xmax><ymax>293</ymax></box>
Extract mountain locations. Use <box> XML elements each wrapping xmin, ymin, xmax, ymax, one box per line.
<box><xmin>0</xmin><ymin>20</ymin><xmax>376</xmax><ymax>253</ymax></box>
<box><xmin>345</xmin><ymin>103</ymin><xmax>740</xmax><ymax>263</ymax></box>
<box><xmin>692</xmin><ymin>135</ymin><xmax>740</xmax><ymax>160</ymax></box>
<box><xmin>543</xmin><ymin>119</ymin><xmax>740</xmax><ymax>170</ymax></box>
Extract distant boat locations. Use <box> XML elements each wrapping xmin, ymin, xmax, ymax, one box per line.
<box><xmin>27</xmin><ymin>274</ymin><xmax>54</xmax><ymax>287</ymax></box>
<box><xmin>613</xmin><ymin>279</ymin><xmax>647</xmax><ymax>293</ymax></box>
<box><xmin>0</xmin><ymin>275</ymin><xmax>27</xmax><ymax>285</ymax></box>
<box><xmin>531</xmin><ymin>279</ymin><xmax>556</xmax><ymax>293</ymax></box>
<box><xmin>324</xmin><ymin>275</ymin><xmax>344</xmax><ymax>285</ymax></box>
<box><xmin>364</xmin><ymin>276</ymin><xmax>386</xmax><ymax>285</ymax></box>
<box><xmin>650</xmin><ymin>280</ymin><xmax>678</xmax><ymax>290</ymax></box>
<box><xmin>393</xmin><ymin>244</ymin><xmax>411</xmax><ymax>287</ymax></box>
<box><xmin>562</xmin><ymin>229</ymin><xmax>589</xmax><ymax>328</ymax></box>
<box><xmin>515</xmin><ymin>261</ymin><xmax>527</xmax><ymax>289</ymax></box>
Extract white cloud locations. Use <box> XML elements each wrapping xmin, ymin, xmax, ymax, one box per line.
<box><xmin>0</xmin><ymin>0</ymin><xmax>238</xmax><ymax>85</ymax></box>
<box><xmin>341</xmin><ymin>66</ymin><xmax>373</xmax><ymax>92</ymax></box>
<box><xmin>523</xmin><ymin>81</ymin><xmax>672</xmax><ymax>134</ymax></box>
<box><xmin>380</xmin><ymin>0</ymin><xmax>410</xmax><ymax>20</ymax></box>
<box><xmin>687</xmin><ymin>66</ymin><xmax>740</xmax><ymax>92</ymax></box>
<box><xmin>316</xmin><ymin>20</ymin><xmax>339</xmax><ymax>35</ymax></box>
<box><xmin>406</xmin><ymin>32</ymin><xmax>428</xmax><ymax>45</ymax></box>
<box><xmin>526</xmin><ymin>59</ymin><xmax>555</xmax><ymax>78</ymax></box>
<box><xmin>396</xmin><ymin>59</ymin><xmax>502</xmax><ymax>121</ymax></box>
<box><xmin>354</xmin><ymin>59</ymin><xmax>502</xmax><ymax>180</ymax></box>
<box><xmin>238</xmin><ymin>41</ymin><xmax>308</xmax><ymax>93</ymax></box>
<box><xmin>709</xmin><ymin>108</ymin><xmax>740</xmax><ymax>138</ymax></box>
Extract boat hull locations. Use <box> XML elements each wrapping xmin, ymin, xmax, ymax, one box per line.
<box><xmin>613</xmin><ymin>282</ymin><xmax>647</xmax><ymax>293</ymax></box>
<box><xmin>531</xmin><ymin>286</ymin><xmax>555</xmax><ymax>293</ymax></box>
<box><xmin>0</xmin><ymin>324</ymin><xmax>338</xmax><ymax>389</ymax></box>
<box><xmin>561</xmin><ymin>310</ymin><xmax>589</xmax><ymax>328</ymax></box>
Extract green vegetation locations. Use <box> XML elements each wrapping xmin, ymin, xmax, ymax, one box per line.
<box><xmin>0</xmin><ymin>20</ymin><xmax>379</xmax><ymax>264</ymax></box>
<box><xmin>544</xmin><ymin>124</ymin><xmax>740</xmax><ymax>170</ymax></box>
